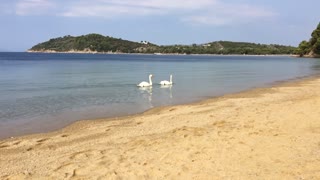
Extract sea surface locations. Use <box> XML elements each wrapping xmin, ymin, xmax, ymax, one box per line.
<box><xmin>1</xmin><ymin>52</ymin><xmax>320</xmax><ymax>139</ymax></box>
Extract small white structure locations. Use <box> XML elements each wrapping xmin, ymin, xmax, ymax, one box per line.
<box><xmin>141</xmin><ymin>41</ymin><xmax>149</xmax><ymax>45</ymax></box>
<box><xmin>202</xmin><ymin>44</ymin><xmax>211</xmax><ymax>47</ymax></box>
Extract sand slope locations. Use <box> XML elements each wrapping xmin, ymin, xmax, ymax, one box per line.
<box><xmin>1</xmin><ymin>78</ymin><xmax>320</xmax><ymax>179</ymax></box>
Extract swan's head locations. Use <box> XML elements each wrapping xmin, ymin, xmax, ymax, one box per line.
<box><xmin>149</xmin><ymin>74</ymin><xmax>153</xmax><ymax>78</ymax></box>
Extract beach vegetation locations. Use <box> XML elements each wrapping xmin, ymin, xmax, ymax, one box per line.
<box><xmin>296</xmin><ymin>22</ymin><xmax>320</xmax><ymax>57</ymax></box>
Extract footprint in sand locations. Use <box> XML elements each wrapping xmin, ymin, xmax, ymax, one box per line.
<box><xmin>36</xmin><ymin>138</ymin><xmax>50</xmax><ymax>143</ymax></box>
<box><xmin>212</xmin><ymin>120</ymin><xmax>228</xmax><ymax>128</ymax></box>
<box><xmin>0</xmin><ymin>140</ymin><xmax>23</xmax><ymax>148</ymax></box>
<box><xmin>0</xmin><ymin>144</ymin><xmax>10</xmax><ymax>148</ymax></box>
<box><xmin>13</xmin><ymin>141</ymin><xmax>22</xmax><ymax>145</ymax></box>
<box><xmin>69</xmin><ymin>150</ymin><xmax>103</xmax><ymax>160</ymax></box>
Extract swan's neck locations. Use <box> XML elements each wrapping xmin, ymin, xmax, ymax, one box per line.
<box><xmin>149</xmin><ymin>76</ymin><xmax>152</xmax><ymax>85</ymax></box>
<box><xmin>170</xmin><ymin>75</ymin><xmax>172</xmax><ymax>83</ymax></box>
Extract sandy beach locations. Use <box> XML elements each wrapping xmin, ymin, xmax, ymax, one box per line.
<box><xmin>1</xmin><ymin>77</ymin><xmax>320</xmax><ymax>179</ymax></box>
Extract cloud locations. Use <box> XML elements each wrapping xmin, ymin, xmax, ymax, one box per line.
<box><xmin>60</xmin><ymin>0</ymin><xmax>217</xmax><ymax>17</ymax></box>
<box><xmin>182</xmin><ymin>2</ymin><xmax>276</xmax><ymax>26</ymax></box>
<box><xmin>15</xmin><ymin>0</ymin><xmax>56</xmax><ymax>15</ymax></box>
<box><xmin>60</xmin><ymin>2</ymin><xmax>165</xmax><ymax>18</ymax></box>
<box><xmin>12</xmin><ymin>0</ymin><xmax>276</xmax><ymax>26</ymax></box>
<box><xmin>124</xmin><ymin>0</ymin><xmax>216</xmax><ymax>10</ymax></box>
<box><xmin>60</xmin><ymin>0</ymin><xmax>275</xmax><ymax>26</ymax></box>
<box><xmin>182</xmin><ymin>16</ymin><xmax>231</xmax><ymax>26</ymax></box>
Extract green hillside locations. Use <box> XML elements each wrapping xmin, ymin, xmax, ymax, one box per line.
<box><xmin>157</xmin><ymin>41</ymin><xmax>295</xmax><ymax>55</ymax></box>
<box><xmin>296</xmin><ymin>22</ymin><xmax>320</xmax><ymax>57</ymax></box>
<box><xmin>29</xmin><ymin>34</ymin><xmax>296</xmax><ymax>55</ymax></box>
<box><xmin>29</xmin><ymin>34</ymin><xmax>157</xmax><ymax>53</ymax></box>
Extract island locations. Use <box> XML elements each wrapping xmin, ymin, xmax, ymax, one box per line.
<box><xmin>28</xmin><ymin>34</ymin><xmax>296</xmax><ymax>55</ymax></box>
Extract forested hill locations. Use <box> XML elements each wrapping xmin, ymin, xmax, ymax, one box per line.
<box><xmin>29</xmin><ymin>34</ymin><xmax>157</xmax><ymax>53</ymax></box>
<box><xmin>296</xmin><ymin>22</ymin><xmax>320</xmax><ymax>57</ymax></box>
<box><xmin>29</xmin><ymin>34</ymin><xmax>296</xmax><ymax>55</ymax></box>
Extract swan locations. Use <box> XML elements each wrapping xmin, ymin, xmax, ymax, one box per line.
<box><xmin>160</xmin><ymin>74</ymin><xmax>173</xmax><ymax>85</ymax></box>
<box><xmin>137</xmin><ymin>74</ymin><xmax>153</xmax><ymax>87</ymax></box>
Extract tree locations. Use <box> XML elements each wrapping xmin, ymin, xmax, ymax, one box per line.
<box><xmin>313</xmin><ymin>38</ymin><xmax>320</xmax><ymax>54</ymax></box>
<box><xmin>296</xmin><ymin>22</ymin><xmax>320</xmax><ymax>57</ymax></box>
<box><xmin>310</xmin><ymin>23</ymin><xmax>320</xmax><ymax>46</ymax></box>
<box><xmin>296</xmin><ymin>40</ymin><xmax>311</xmax><ymax>56</ymax></box>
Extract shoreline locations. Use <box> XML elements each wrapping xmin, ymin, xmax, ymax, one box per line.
<box><xmin>1</xmin><ymin>76</ymin><xmax>320</xmax><ymax>178</ymax></box>
<box><xmin>0</xmin><ymin>74</ymin><xmax>317</xmax><ymax>140</ymax></box>
<box><xmin>26</xmin><ymin>50</ymin><xmax>294</xmax><ymax>57</ymax></box>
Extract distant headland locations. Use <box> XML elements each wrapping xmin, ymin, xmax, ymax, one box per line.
<box><xmin>28</xmin><ymin>34</ymin><xmax>296</xmax><ymax>55</ymax></box>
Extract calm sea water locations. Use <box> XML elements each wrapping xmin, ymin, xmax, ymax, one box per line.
<box><xmin>0</xmin><ymin>52</ymin><xmax>320</xmax><ymax>139</ymax></box>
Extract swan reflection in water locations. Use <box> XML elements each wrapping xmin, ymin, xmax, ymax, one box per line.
<box><xmin>139</xmin><ymin>86</ymin><xmax>153</xmax><ymax>108</ymax></box>
<box><xmin>138</xmin><ymin>84</ymin><xmax>173</xmax><ymax>108</ymax></box>
<box><xmin>160</xmin><ymin>84</ymin><xmax>173</xmax><ymax>99</ymax></box>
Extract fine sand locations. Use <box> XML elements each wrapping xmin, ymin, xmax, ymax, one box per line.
<box><xmin>1</xmin><ymin>77</ymin><xmax>320</xmax><ymax>179</ymax></box>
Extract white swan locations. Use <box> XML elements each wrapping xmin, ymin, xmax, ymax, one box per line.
<box><xmin>137</xmin><ymin>74</ymin><xmax>153</xmax><ymax>87</ymax></box>
<box><xmin>160</xmin><ymin>74</ymin><xmax>173</xmax><ymax>85</ymax></box>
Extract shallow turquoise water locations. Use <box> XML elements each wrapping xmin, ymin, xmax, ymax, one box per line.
<box><xmin>0</xmin><ymin>52</ymin><xmax>319</xmax><ymax>138</ymax></box>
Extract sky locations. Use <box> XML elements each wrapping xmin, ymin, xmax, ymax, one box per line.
<box><xmin>0</xmin><ymin>0</ymin><xmax>319</xmax><ymax>51</ymax></box>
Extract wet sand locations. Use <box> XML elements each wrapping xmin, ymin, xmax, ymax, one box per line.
<box><xmin>1</xmin><ymin>77</ymin><xmax>320</xmax><ymax>179</ymax></box>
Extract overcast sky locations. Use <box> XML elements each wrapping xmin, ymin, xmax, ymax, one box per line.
<box><xmin>0</xmin><ymin>0</ymin><xmax>319</xmax><ymax>51</ymax></box>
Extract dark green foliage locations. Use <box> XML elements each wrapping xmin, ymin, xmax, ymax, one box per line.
<box><xmin>31</xmin><ymin>35</ymin><xmax>76</xmax><ymax>51</ymax></box>
<box><xmin>296</xmin><ymin>22</ymin><xmax>320</xmax><ymax>57</ymax></box>
<box><xmin>153</xmin><ymin>41</ymin><xmax>295</xmax><ymax>55</ymax></box>
<box><xmin>30</xmin><ymin>34</ymin><xmax>156</xmax><ymax>53</ymax></box>
<box><xmin>310</xmin><ymin>24</ymin><xmax>320</xmax><ymax>46</ymax></box>
<box><xmin>314</xmin><ymin>38</ymin><xmax>320</xmax><ymax>54</ymax></box>
<box><xmin>30</xmin><ymin>34</ymin><xmax>296</xmax><ymax>55</ymax></box>
<box><xmin>296</xmin><ymin>41</ymin><xmax>311</xmax><ymax>56</ymax></box>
